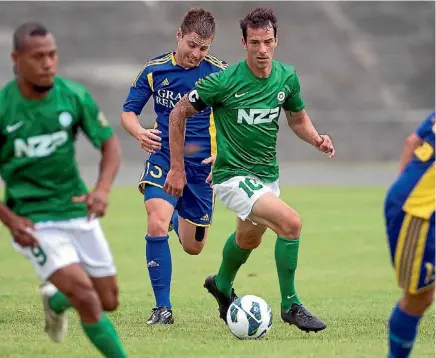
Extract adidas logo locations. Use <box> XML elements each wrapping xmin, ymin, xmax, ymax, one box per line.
<box><xmin>161</xmin><ymin>78</ymin><xmax>170</xmax><ymax>86</ymax></box>
<box><xmin>147</xmin><ymin>260</ymin><xmax>160</xmax><ymax>268</ymax></box>
<box><xmin>200</xmin><ymin>214</ymin><xmax>209</xmax><ymax>221</ymax></box>
<box><xmin>161</xmin><ymin>310</ymin><xmax>172</xmax><ymax>319</ymax></box>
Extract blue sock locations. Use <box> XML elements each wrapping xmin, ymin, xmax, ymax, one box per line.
<box><xmin>387</xmin><ymin>303</ymin><xmax>421</xmax><ymax>358</ymax></box>
<box><xmin>145</xmin><ymin>235</ymin><xmax>172</xmax><ymax>309</ymax></box>
<box><xmin>171</xmin><ymin>211</ymin><xmax>180</xmax><ymax>238</ymax></box>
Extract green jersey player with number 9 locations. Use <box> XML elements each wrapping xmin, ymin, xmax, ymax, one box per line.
<box><xmin>165</xmin><ymin>8</ymin><xmax>336</xmax><ymax>333</ymax></box>
<box><xmin>0</xmin><ymin>23</ymin><xmax>127</xmax><ymax>357</ymax></box>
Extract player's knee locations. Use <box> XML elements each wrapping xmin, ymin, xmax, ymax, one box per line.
<box><xmin>181</xmin><ymin>226</ymin><xmax>207</xmax><ymax>255</ymax></box>
<box><xmin>183</xmin><ymin>243</ymin><xmax>204</xmax><ymax>255</ymax></box>
<box><xmin>421</xmin><ymin>290</ymin><xmax>435</xmax><ymax>309</ymax></box>
<box><xmin>236</xmin><ymin>232</ymin><xmax>262</xmax><ymax>250</ymax></box>
<box><xmin>402</xmin><ymin>287</ymin><xmax>435</xmax><ymax>314</ymax></box>
<box><xmin>279</xmin><ymin>212</ymin><xmax>302</xmax><ymax>239</ymax></box>
<box><xmin>147</xmin><ymin>212</ymin><xmax>171</xmax><ymax>237</ymax></box>
<box><xmin>101</xmin><ymin>286</ymin><xmax>119</xmax><ymax>312</ymax></box>
<box><xmin>69</xmin><ymin>282</ymin><xmax>102</xmax><ymax>319</ymax></box>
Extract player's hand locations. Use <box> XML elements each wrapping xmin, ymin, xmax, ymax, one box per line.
<box><xmin>314</xmin><ymin>134</ymin><xmax>336</xmax><ymax>158</ymax></box>
<box><xmin>164</xmin><ymin>168</ymin><xmax>186</xmax><ymax>197</ymax></box>
<box><xmin>4</xmin><ymin>214</ymin><xmax>38</xmax><ymax>247</ymax></box>
<box><xmin>202</xmin><ymin>156</ymin><xmax>216</xmax><ymax>184</ymax></box>
<box><xmin>72</xmin><ymin>188</ymin><xmax>109</xmax><ymax>220</ymax></box>
<box><xmin>136</xmin><ymin>127</ymin><xmax>162</xmax><ymax>153</ymax></box>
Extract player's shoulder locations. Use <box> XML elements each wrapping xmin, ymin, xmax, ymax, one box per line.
<box><xmin>0</xmin><ymin>79</ymin><xmax>17</xmax><ymax>102</ymax></box>
<box><xmin>416</xmin><ymin>111</ymin><xmax>436</xmax><ymax>137</ymax></box>
<box><xmin>213</xmin><ymin>60</ymin><xmax>247</xmax><ymax>81</ymax></box>
<box><xmin>0</xmin><ymin>79</ymin><xmax>17</xmax><ymax>123</ymax></box>
<box><xmin>199</xmin><ymin>60</ymin><xmax>244</xmax><ymax>90</ymax></box>
<box><xmin>132</xmin><ymin>52</ymin><xmax>174</xmax><ymax>86</ymax></box>
<box><xmin>138</xmin><ymin>52</ymin><xmax>174</xmax><ymax>73</ymax></box>
<box><xmin>54</xmin><ymin>76</ymin><xmax>92</xmax><ymax>100</ymax></box>
<box><xmin>273</xmin><ymin>60</ymin><xmax>297</xmax><ymax>76</ymax></box>
<box><xmin>0</xmin><ymin>80</ymin><xmax>20</xmax><ymax>119</ymax></box>
<box><xmin>203</xmin><ymin>53</ymin><xmax>229</xmax><ymax>72</ymax></box>
<box><xmin>424</xmin><ymin>111</ymin><xmax>435</xmax><ymax>126</ymax></box>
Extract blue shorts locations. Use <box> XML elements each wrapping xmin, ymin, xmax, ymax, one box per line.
<box><xmin>384</xmin><ymin>200</ymin><xmax>435</xmax><ymax>294</ymax></box>
<box><xmin>138</xmin><ymin>156</ymin><xmax>214</xmax><ymax>226</ymax></box>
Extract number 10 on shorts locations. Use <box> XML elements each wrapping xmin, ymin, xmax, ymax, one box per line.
<box><xmin>238</xmin><ymin>177</ymin><xmax>263</xmax><ymax>198</ymax></box>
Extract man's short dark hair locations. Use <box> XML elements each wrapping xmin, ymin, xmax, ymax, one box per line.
<box><xmin>13</xmin><ymin>22</ymin><xmax>49</xmax><ymax>51</ymax></box>
<box><xmin>180</xmin><ymin>8</ymin><xmax>215</xmax><ymax>38</ymax></box>
<box><xmin>240</xmin><ymin>8</ymin><xmax>278</xmax><ymax>42</ymax></box>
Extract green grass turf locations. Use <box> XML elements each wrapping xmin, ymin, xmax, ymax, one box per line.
<box><xmin>0</xmin><ymin>187</ymin><xmax>434</xmax><ymax>357</ymax></box>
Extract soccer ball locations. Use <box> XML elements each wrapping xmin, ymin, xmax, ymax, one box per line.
<box><xmin>226</xmin><ymin>295</ymin><xmax>272</xmax><ymax>340</ymax></box>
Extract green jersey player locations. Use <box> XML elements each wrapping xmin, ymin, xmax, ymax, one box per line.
<box><xmin>0</xmin><ymin>23</ymin><xmax>127</xmax><ymax>357</ymax></box>
<box><xmin>164</xmin><ymin>8</ymin><xmax>335</xmax><ymax>333</ymax></box>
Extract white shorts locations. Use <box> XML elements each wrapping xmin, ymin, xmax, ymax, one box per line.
<box><xmin>13</xmin><ymin>217</ymin><xmax>116</xmax><ymax>282</ymax></box>
<box><xmin>213</xmin><ymin>176</ymin><xmax>280</xmax><ymax>221</ymax></box>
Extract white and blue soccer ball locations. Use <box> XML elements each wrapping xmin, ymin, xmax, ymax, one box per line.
<box><xmin>226</xmin><ymin>295</ymin><xmax>272</xmax><ymax>340</ymax></box>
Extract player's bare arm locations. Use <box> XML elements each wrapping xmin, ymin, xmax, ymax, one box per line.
<box><xmin>0</xmin><ymin>202</ymin><xmax>37</xmax><ymax>246</ymax></box>
<box><xmin>285</xmin><ymin>109</ymin><xmax>336</xmax><ymax>158</ymax></box>
<box><xmin>164</xmin><ymin>94</ymin><xmax>200</xmax><ymax>197</ymax></box>
<box><xmin>121</xmin><ymin>111</ymin><xmax>162</xmax><ymax>153</ymax></box>
<box><xmin>73</xmin><ymin>135</ymin><xmax>121</xmax><ymax>219</ymax></box>
<box><xmin>399</xmin><ymin>133</ymin><xmax>423</xmax><ymax>172</ymax></box>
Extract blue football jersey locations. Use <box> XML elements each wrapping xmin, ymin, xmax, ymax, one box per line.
<box><xmin>386</xmin><ymin>111</ymin><xmax>435</xmax><ymax>220</ymax></box>
<box><xmin>123</xmin><ymin>52</ymin><xmax>228</xmax><ymax>166</ymax></box>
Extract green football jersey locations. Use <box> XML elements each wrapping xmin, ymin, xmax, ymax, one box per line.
<box><xmin>0</xmin><ymin>77</ymin><xmax>113</xmax><ymax>223</ymax></box>
<box><xmin>195</xmin><ymin>60</ymin><xmax>305</xmax><ymax>184</ymax></box>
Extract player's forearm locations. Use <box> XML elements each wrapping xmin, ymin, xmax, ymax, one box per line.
<box><xmin>168</xmin><ymin>105</ymin><xmax>188</xmax><ymax>171</ymax></box>
<box><xmin>287</xmin><ymin>110</ymin><xmax>321</xmax><ymax>146</ymax></box>
<box><xmin>95</xmin><ymin>135</ymin><xmax>121</xmax><ymax>193</ymax></box>
<box><xmin>120</xmin><ymin>111</ymin><xmax>143</xmax><ymax>140</ymax></box>
<box><xmin>399</xmin><ymin>134</ymin><xmax>422</xmax><ymax>172</ymax></box>
<box><xmin>0</xmin><ymin>203</ymin><xmax>15</xmax><ymax>226</ymax></box>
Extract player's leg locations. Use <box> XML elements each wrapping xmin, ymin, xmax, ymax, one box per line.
<box><xmin>64</xmin><ymin>218</ymin><xmax>127</xmax><ymax>357</ymax></box>
<box><xmin>139</xmin><ymin>162</ymin><xmax>178</xmax><ymax>324</ymax></box>
<box><xmin>14</xmin><ymin>224</ymin><xmax>127</xmax><ymax>357</ymax></box>
<box><xmin>249</xmin><ymin>191</ymin><xmax>327</xmax><ymax>332</ymax></box>
<box><xmin>169</xmin><ymin>210</ymin><xmax>180</xmax><ymax>237</ymax></box>
<box><xmin>176</xmin><ymin>177</ymin><xmax>214</xmax><ymax>255</ymax></box>
<box><xmin>386</xmin><ymin>211</ymin><xmax>435</xmax><ymax>358</ymax></box>
<box><xmin>176</xmin><ymin>218</ymin><xmax>209</xmax><ymax>254</ymax></box>
<box><xmin>91</xmin><ymin>276</ymin><xmax>119</xmax><ymax>312</ymax></box>
<box><xmin>204</xmin><ymin>217</ymin><xmax>267</xmax><ymax>321</ymax></box>
<box><xmin>70</xmin><ymin>218</ymin><xmax>120</xmax><ymax>312</ymax></box>
<box><xmin>144</xmin><ymin>195</ymin><xmax>175</xmax><ymax>324</ymax></box>
<box><xmin>12</xmin><ymin>225</ymin><xmax>75</xmax><ymax>343</ymax></box>
<box><xmin>49</xmin><ymin>265</ymin><xmax>127</xmax><ymax>357</ymax></box>
<box><xmin>213</xmin><ymin>175</ymin><xmax>325</xmax><ymax>331</ymax></box>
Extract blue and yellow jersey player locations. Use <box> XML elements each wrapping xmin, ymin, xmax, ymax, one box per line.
<box><xmin>121</xmin><ymin>8</ymin><xmax>227</xmax><ymax>325</ymax></box>
<box><xmin>384</xmin><ymin>111</ymin><xmax>435</xmax><ymax>358</ymax></box>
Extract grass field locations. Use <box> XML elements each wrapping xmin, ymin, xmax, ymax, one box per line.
<box><xmin>0</xmin><ymin>187</ymin><xmax>434</xmax><ymax>358</ymax></box>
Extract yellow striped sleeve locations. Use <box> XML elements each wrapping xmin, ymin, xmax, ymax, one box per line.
<box><xmin>209</xmin><ymin>112</ymin><xmax>217</xmax><ymax>157</ymax></box>
<box><xmin>147</xmin><ymin>72</ymin><xmax>154</xmax><ymax>92</ymax></box>
<box><xmin>132</xmin><ymin>53</ymin><xmax>172</xmax><ymax>87</ymax></box>
<box><xmin>204</xmin><ymin>54</ymin><xmax>228</xmax><ymax>70</ymax></box>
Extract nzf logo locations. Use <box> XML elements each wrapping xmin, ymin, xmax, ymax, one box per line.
<box><xmin>277</xmin><ymin>91</ymin><xmax>285</xmax><ymax>104</ymax></box>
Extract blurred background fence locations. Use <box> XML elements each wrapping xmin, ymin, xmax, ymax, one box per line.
<box><xmin>0</xmin><ymin>1</ymin><xmax>434</xmax><ymax>185</ymax></box>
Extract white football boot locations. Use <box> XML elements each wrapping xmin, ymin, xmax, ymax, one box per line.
<box><xmin>39</xmin><ymin>282</ymin><xmax>68</xmax><ymax>343</ymax></box>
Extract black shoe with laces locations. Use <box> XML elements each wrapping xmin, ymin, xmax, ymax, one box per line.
<box><xmin>146</xmin><ymin>307</ymin><xmax>174</xmax><ymax>325</ymax></box>
<box><xmin>203</xmin><ymin>275</ymin><xmax>238</xmax><ymax>323</ymax></box>
<box><xmin>281</xmin><ymin>303</ymin><xmax>327</xmax><ymax>333</ymax></box>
